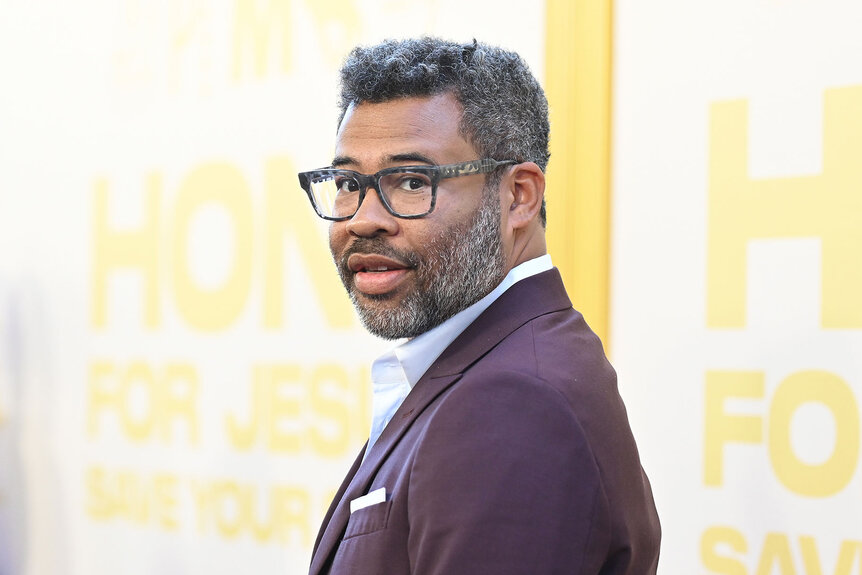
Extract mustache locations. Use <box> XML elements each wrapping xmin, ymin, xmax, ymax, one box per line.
<box><xmin>338</xmin><ymin>238</ymin><xmax>420</xmax><ymax>273</ymax></box>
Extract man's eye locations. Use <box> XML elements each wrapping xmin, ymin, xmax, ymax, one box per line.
<box><xmin>396</xmin><ymin>176</ymin><xmax>429</xmax><ymax>192</ymax></box>
<box><xmin>336</xmin><ymin>178</ymin><xmax>360</xmax><ymax>193</ymax></box>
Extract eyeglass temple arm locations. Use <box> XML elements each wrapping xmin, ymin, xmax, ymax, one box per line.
<box><xmin>438</xmin><ymin>159</ymin><xmax>516</xmax><ymax>179</ymax></box>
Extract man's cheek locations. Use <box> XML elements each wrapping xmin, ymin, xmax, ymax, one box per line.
<box><xmin>327</xmin><ymin>225</ymin><xmax>341</xmax><ymax>258</ymax></box>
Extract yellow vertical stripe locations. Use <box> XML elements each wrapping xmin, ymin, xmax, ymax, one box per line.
<box><xmin>545</xmin><ymin>0</ymin><xmax>614</xmax><ymax>351</ymax></box>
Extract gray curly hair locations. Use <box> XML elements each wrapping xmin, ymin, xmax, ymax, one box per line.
<box><xmin>337</xmin><ymin>37</ymin><xmax>549</xmax><ymax>225</ymax></box>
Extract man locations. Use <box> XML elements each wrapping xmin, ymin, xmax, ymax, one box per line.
<box><xmin>298</xmin><ymin>37</ymin><xmax>660</xmax><ymax>574</ymax></box>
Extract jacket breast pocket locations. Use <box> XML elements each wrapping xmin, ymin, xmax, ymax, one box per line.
<box><xmin>343</xmin><ymin>500</ymin><xmax>393</xmax><ymax>540</ymax></box>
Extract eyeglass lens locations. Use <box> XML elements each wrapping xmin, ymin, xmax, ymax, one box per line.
<box><xmin>310</xmin><ymin>169</ymin><xmax>434</xmax><ymax>218</ymax></box>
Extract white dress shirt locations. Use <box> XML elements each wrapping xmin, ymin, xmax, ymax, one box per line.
<box><xmin>364</xmin><ymin>255</ymin><xmax>553</xmax><ymax>458</ymax></box>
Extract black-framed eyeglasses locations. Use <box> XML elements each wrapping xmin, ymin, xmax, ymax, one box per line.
<box><xmin>297</xmin><ymin>158</ymin><xmax>516</xmax><ymax>221</ymax></box>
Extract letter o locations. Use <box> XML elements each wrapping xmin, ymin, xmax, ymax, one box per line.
<box><xmin>214</xmin><ymin>481</ymin><xmax>244</xmax><ymax>538</ymax></box>
<box><xmin>173</xmin><ymin>163</ymin><xmax>253</xmax><ymax>331</ymax></box>
<box><xmin>768</xmin><ymin>370</ymin><xmax>859</xmax><ymax>497</ymax></box>
<box><xmin>121</xmin><ymin>362</ymin><xmax>157</xmax><ymax>441</ymax></box>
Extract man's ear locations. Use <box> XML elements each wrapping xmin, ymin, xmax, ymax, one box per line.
<box><xmin>504</xmin><ymin>162</ymin><xmax>545</xmax><ymax>230</ymax></box>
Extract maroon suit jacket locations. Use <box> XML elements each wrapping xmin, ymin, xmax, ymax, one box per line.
<box><xmin>309</xmin><ymin>268</ymin><xmax>660</xmax><ymax>574</ymax></box>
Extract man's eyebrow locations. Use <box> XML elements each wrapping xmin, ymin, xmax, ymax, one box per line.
<box><xmin>330</xmin><ymin>155</ymin><xmax>356</xmax><ymax>168</ymax></box>
<box><xmin>387</xmin><ymin>152</ymin><xmax>437</xmax><ymax>166</ymax></box>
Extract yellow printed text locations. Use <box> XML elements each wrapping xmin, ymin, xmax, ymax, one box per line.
<box><xmin>86</xmin><ymin>466</ymin><xmax>180</xmax><ymax>530</ymax></box>
<box><xmin>87</xmin><ymin>360</ymin><xmax>200</xmax><ymax>444</ymax></box>
<box><xmin>702</xmin><ymin>525</ymin><xmax>862</xmax><ymax>574</ymax></box>
<box><xmin>226</xmin><ymin>362</ymin><xmax>370</xmax><ymax>457</ymax></box>
<box><xmin>91</xmin><ymin>157</ymin><xmax>352</xmax><ymax>332</ymax></box>
<box><xmin>191</xmin><ymin>478</ymin><xmax>312</xmax><ymax>546</ymax></box>
<box><xmin>708</xmin><ymin>86</ymin><xmax>862</xmax><ymax>328</ymax></box>
<box><xmin>704</xmin><ymin>370</ymin><xmax>859</xmax><ymax>497</ymax></box>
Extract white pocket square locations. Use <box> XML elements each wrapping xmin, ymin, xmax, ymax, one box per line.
<box><xmin>350</xmin><ymin>487</ymin><xmax>387</xmax><ymax>514</ymax></box>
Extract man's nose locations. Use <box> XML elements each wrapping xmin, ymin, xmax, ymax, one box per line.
<box><xmin>345</xmin><ymin>187</ymin><xmax>399</xmax><ymax>237</ymax></box>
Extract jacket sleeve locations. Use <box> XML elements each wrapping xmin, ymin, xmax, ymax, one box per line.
<box><xmin>406</xmin><ymin>370</ymin><xmax>612</xmax><ymax>575</ymax></box>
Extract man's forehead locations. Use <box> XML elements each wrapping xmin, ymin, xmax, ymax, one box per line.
<box><xmin>333</xmin><ymin>93</ymin><xmax>475</xmax><ymax>170</ymax></box>
<box><xmin>337</xmin><ymin>94</ymin><xmax>461</xmax><ymax>135</ymax></box>
<box><xmin>341</xmin><ymin>91</ymin><xmax>461</xmax><ymax>120</ymax></box>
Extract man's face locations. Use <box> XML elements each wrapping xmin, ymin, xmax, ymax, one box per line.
<box><xmin>328</xmin><ymin>92</ymin><xmax>507</xmax><ymax>339</ymax></box>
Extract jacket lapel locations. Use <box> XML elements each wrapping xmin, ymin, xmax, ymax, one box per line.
<box><xmin>308</xmin><ymin>269</ymin><xmax>572</xmax><ymax>575</ymax></box>
<box><xmin>310</xmin><ymin>444</ymin><xmax>365</xmax><ymax>556</ymax></box>
<box><xmin>308</xmin><ymin>371</ymin><xmax>462</xmax><ymax>575</ymax></box>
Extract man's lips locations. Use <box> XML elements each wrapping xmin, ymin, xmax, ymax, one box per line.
<box><xmin>346</xmin><ymin>253</ymin><xmax>412</xmax><ymax>295</ymax></box>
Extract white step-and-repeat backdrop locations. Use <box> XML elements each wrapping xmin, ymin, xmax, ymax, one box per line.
<box><xmin>613</xmin><ymin>1</ymin><xmax>862</xmax><ymax>573</ymax></box>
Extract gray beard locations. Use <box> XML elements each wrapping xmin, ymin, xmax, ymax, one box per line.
<box><xmin>336</xmin><ymin>188</ymin><xmax>506</xmax><ymax>340</ymax></box>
